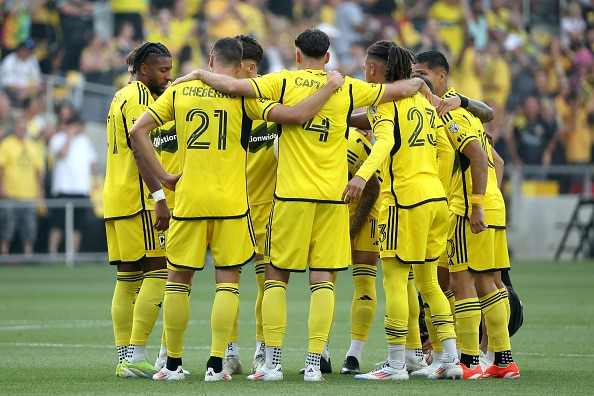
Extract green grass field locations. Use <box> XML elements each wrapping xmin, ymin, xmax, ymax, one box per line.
<box><xmin>1</xmin><ymin>260</ymin><xmax>593</xmax><ymax>395</ymax></box>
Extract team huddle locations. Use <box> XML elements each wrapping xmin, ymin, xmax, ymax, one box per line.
<box><xmin>104</xmin><ymin>27</ymin><xmax>520</xmax><ymax>382</ymax></box>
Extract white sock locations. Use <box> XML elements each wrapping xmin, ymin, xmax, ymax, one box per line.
<box><xmin>441</xmin><ymin>338</ymin><xmax>458</xmax><ymax>363</ymax></box>
<box><xmin>346</xmin><ymin>339</ymin><xmax>365</xmax><ymax>362</ymax></box>
<box><xmin>127</xmin><ymin>344</ymin><xmax>147</xmax><ymax>363</ymax></box>
<box><xmin>265</xmin><ymin>346</ymin><xmax>282</xmax><ymax>369</ymax></box>
<box><xmin>387</xmin><ymin>344</ymin><xmax>405</xmax><ymax>369</ymax></box>
<box><xmin>158</xmin><ymin>344</ymin><xmax>167</xmax><ymax>360</ymax></box>
<box><xmin>486</xmin><ymin>350</ymin><xmax>495</xmax><ymax>363</ymax></box>
<box><xmin>254</xmin><ymin>341</ymin><xmax>265</xmax><ymax>358</ymax></box>
<box><xmin>225</xmin><ymin>342</ymin><xmax>239</xmax><ymax>358</ymax></box>
<box><xmin>429</xmin><ymin>351</ymin><xmax>443</xmax><ymax>368</ymax></box>
<box><xmin>322</xmin><ymin>340</ymin><xmax>330</xmax><ymax>360</ymax></box>
<box><xmin>405</xmin><ymin>348</ymin><xmax>423</xmax><ymax>362</ymax></box>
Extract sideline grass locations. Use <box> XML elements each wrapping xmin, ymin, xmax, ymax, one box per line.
<box><xmin>1</xmin><ymin>260</ymin><xmax>593</xmax><ymax>395</ymax></box>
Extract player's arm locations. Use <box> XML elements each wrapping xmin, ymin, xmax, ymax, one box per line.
<box><xmin>461</xmin><ymin>140</ymin><xmax>488</xmax><ymax>234</ymax></box>
<box><xmin>344</xmin><ymin>105</ymin><xmax>395</xmax><ymax>202</ymax></box>
<box><xmin>266</xmin><ymin>70</ymin><xmax>344</xmax><ymax>124</ymax></box>
<box><xmin>435</xmin><ymin>95</ymin><xmax>494</xmax><ymax>123</ymax></box>
<box><xmin>379</xmin><ymin>77</ymin><xmax>431</xmax><ymax>104</ymax></box>
<box><xmin>173</xmin><ymin>69</ymin><xmax>257</xmax><ymax>97</ymax></box>
<box><xmin>349</xmin><ymin>173</ymin><xmax>379</xmax><ymax>240</ymax></box>
<box><xmin>349</xmin><ymin>112</ymin><xmax>372</xmax><ymax>129</ymax></box>
<box><xmin>129</xmin><ymin>112</ymin><xmax>179</xmax><ymax>191</ymax></box>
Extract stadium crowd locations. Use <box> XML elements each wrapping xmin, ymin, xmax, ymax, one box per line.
<box><xmin>0</xmin><ymin>0</ymin><xmax>593</xmax><ymax>255</ymax></box>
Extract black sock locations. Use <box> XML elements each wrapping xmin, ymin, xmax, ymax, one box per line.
<box><xmin>494</xmin><ymin>350</ymin><xmax>513</xmax><ymax>366</ymax></box>
<box><xmin>166</xmin><ymin>357</ymin><xmax>182</xmax><ymax>371</ymax></box>
<box><xmin>207</xmin><ymin>356</ymin><xmax>223</xmax><ymax>373</ymax></box>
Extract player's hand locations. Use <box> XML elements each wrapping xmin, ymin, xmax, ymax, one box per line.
<box><xmin>153</xmin><ymin>200</ymin><xmax>171</xmax><ymax>231</ymax></box>
<box><xmin>172</xmin><ymin>70</ymin><xmax>201</xmax><ymax>86</ymax></box>
<box><xmin>436</xmin><ymin>96</ymin><xmax>461</xmax><ymax>117</ymax></box>
<box><xmin>485</xmin><ymin>130</ymin><xmax>494</xmax><ymax>146</ymax></box>
<box><xmin>161</xmin><ymin>172</ymin><xmax>182</xmax><ymax>192</ymax></box>
<box><xmin>342</xmin><ymin>175</ymin><xmax>366</xmax><ymax>203</ymax></box>
<box><xmin>418</xmin><ymin>79</ymin><xmax>433</xmax><ymax>101</ymax></box>
<box><xmin>469</xmin><ymin>205</ymin><xmax>487</xmax><ymax>234</ymax></box>
<box><xmin>326</xmin><ymin>70</ymin><xmax>345</xmax><ymax>90</ymax></box>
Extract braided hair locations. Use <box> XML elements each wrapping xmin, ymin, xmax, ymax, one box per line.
<box><xmin>132</xmin><ymin>42</ymin><xmax>171</xmax><ymax>74</ymax></box>
<box><xmin>366</xmin><ymin>40</ymin><xmax>416</xmax><ymax>83</ymax></box>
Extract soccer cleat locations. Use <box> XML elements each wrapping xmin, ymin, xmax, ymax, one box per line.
<box><xmin>461</xmin><ymin>363</ymin><xmax>483</xmax><ymax>379</ymax></box>
<box><xmin>204</xmin><ymin>367</ymin><xmax>232</xmax><ymax>381</ymax></box>
<box><xmin>479</xmin><ymin>350</ymin><xmax>494</xmax><ymax>372</ymax></box>
<box><xmin>299</xmin><ymin>356</ymin><xmax>332</xmax><ymax>374</ymax></box>
<box><xmin>427</xmin><ymin>360</ymin><xmax>464</xmax><ymax>380</ymax></box>
<box><xmin>116</xmin><ymin>362</ymin><xmax>138</xmax><ymax>378</ymax></box>
<box><xmin>153</xmin><ymin>366</ymin><xmax>185</xmax><ymax>381</ymax></box>
<box><xmin>247</xmin><ymin>364</ymin><xmax>283</xmax><ymax>381</ymax></box>
<box><xmin>303</xmin><ymin>365</ymin><xmax>325</xmax><ymax>382</ymax></box>
<box><xmin>411</xmin><ymin>351</ymin><xmax>441</xmax><ymax>377</ymax></box>
<box><xmin>121</xmin><ymin>359</ymin><xmax>158</xmax><ymax>378</ymax></box>
<box><xmin>223</xmin><ymin>356</ymin><xmax>243</xmax><ymax>375</ymax></box>
<box><xmin>251</xmin><ymin>355</ymin><xmax>265</xmax><ymax>374</ymax></box>
<box><xmin>354</xmin><ymin>362</ymin><xmax>409</xmax><ymax>380</ymax></box>
<box><xmin>406</xmin><ymin>355</ymin><xmax>428</xmax><ymax>373</ymax></box>
<box><xmin>154</xmin><ymin>356</ymin><xmax>190</xmax><ymax>375</ymax></box>
<box><xmin>483</xmin><ymin>362</ymin><xmax>520</xmax><ymax>378</ymax></box>
<box><xmin>340</xmin><ymin>356</ymin><xmax>360</xmax><ymax>374</ymax></box>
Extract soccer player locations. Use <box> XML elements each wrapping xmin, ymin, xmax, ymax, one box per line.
<box><xmin>221</xmin><ymin>34</ymin><xmax>275</xmax><ymax>376</ymax></box>
<box><xmin>172</xmin><ymin>28</ymin><xmax>434</xmax><ymax>382</ymax></box>
<box><xmin>104</xmin><ymin>42</ymin><xmax>172</xmax><ymax>378</ymax></box>
<box><xmin>342</xmin><ymin>41</ymin><xmax>462</xmax><ymax>380</ymax></box>
<box><xmin>128</xmin><ymin>37</ymin><xmax>344</xmax><ymax>382</ymax></box>
<box><xmin>413</xmin><ymin>50</ymin><xmax>520</xmax><ymax>379</ymax></box>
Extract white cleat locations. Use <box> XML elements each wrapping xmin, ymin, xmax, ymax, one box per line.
<box><xmin>153</xmin><ymin>365</ymin><xmax>185</xmax><ymax>381</ymax></box>
<box><xmin>247</xmin><ymin>364</ymin><xmax>283</xmax><ymax>381</ymax></box>
<box><xmin>204</xmin><ymin>367</ymin><xmax>231</xmax><ymax>381</ymax></box>
<box><xmin>354</xmin><ymin>362</ymin><xmax>409</xmax><ymax>380</ymax></box>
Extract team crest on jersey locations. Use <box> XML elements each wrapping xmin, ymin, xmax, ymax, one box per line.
<box><xmin>369</xmin><ymin>106</ymin><xmax>377</xmax><ymax>115</ymax></box>
<box><xmin>448</xmin><ymin>122</ymin><xmax>459</xmax><ymax>134</ymax></box>
<box><xmin>158</xmin><ymin>233</ymin><xmax>166</xmax><ymax>248</ymax></box>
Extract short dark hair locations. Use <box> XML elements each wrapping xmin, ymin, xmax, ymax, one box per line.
<box><xmin>210</xmin><ymin>37</ymin><xmax>243</xmax><ymax>68</ymax></box>
<box><xmin>411</xmin><ymin>73</ymin><xmax>435</xmax><ymax>94</ymax></box>
<box><xmin>294</xmin><ymin>28</ymin><xmax>329</xmax><ymax>59</ymax></box>
<box><xmin>132</xmin><ymin>42</ymin><xmax>171</xmax><ymax>74</ymax></box>
<box><xmin>415</xmin><ymin>50</ymin><xmax>449</xmax><ymax>74</ymax></box>
<box><xmin>366</xmin><ymin>40</ymin><xmax>416</xmax><ymax>82</ymax></box>
<box><xmin>235</xmin><ymin>34</ymin><xmax>263</xmax><ymax>65</ymax></box>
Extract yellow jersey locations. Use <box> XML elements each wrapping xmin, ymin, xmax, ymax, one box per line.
<box><xmin>249</xmin><ymin>69</ymin><xmax>384</xmax><ymax>202</ymax></box>
<box><xmin>247</xmin><ymin>120</ymin><xmax>278</xmax><ymax>205</ymax></box>
<box><xmin>104</xmin><ymin>81</ymin><xmax>157</xmax><ymax>220</ymax></box>
<box><xmin>358</xmin><ymin>92</ymin><xmax>447</xmax><ymax>208</ymax></box>
<box><xmin>146</xmin><ymin>80</ymin><xmax>279</xmax><ymax>219</ymax></box>
<box><xmin>441</xmin><ymin>87</ymin><xmax>505</xmax><ymax>225</ymax></box>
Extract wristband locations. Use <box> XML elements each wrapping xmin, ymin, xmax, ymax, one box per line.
<box><xmin>152</xmin><ymin>189</ymin><xmax>166</xmax><ymax>202</ymax></box>
<box><xmin>470</xmin><ymin>194</ymin><xmax>484</xmax><ymax>206</ymax></box>
<box><xmin>458</xmin><ymin>94</ymin><xmax>469</xmax><ymax>109</ymax></box>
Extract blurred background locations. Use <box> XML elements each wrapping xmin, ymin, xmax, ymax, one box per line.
<box><xmin>0</xmin><ymin>0</ymin><xmax>591</xmax><ymax>264</ymax></box>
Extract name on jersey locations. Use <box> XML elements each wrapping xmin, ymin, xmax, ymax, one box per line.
<box><xmin>182</xmin><ymin>86</ymin><xmax>236</xmax><ymax>98</ymax></box>
<box><xmin>249</xmin><ymin>132</ymin><xmax>277</xmax><ymax>143</ymax></box>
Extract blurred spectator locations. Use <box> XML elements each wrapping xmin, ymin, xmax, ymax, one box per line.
<box><xmin>505</xmin><ymin>35</ymin><xmax>540</xmax><ymax>113</ymax></box>
<box><xmin>428</xmin><ymin>0</ymin><xmax>464</xmax><ymax>58</ymax></box>
<box><xmin>463</xmin><ymin>0</ymin><xmax>488</xmax><ymax>53</ymax></box>
<box><xmin>583</xmin><ymin>0</ymin><xmax>594</xmax><ymax>30</ymax></box>
<box><xmin>266</xmin><ymin>0</ymin><xmax>293</xmax><ymax>19</ymax></box>
<box><xmin>0</xmin><ymin>38</ymin><xmax>43</xmax><ymax>108</ymax></box>
<box><xmin>47</xmin><ymin>113</ymin><xmax>97</xmax><ymax>254</ymax></box>
<box><xmin>403</xmin><ymin>0</ymin><xmax>430</xmax><ymax>33</ymax></box>
<box><xmin>110</xmin><ymin>0</ymin><xmax>145</xmax><ymax>42</ymax></box>
<box><xmin>449</xmin><ymin>33</ymin><xmax>484</xmax><ymax>101</ymax></box>
<box><xmin>1</xmin><ymin>0</ymin><xmax>32</xmax><ymax>56</ymax></box>
<box><xmin>0</xmin><ymin>92</ymin><xmax>12</xmax><ymax>140</ymax></box>
<box><xmin>507</xmin><ymin>96</ymin><xmax>558</xmax><ymax>172</ymax></box>
<box><xmin>316</xmin><ymin>23</ymin><xmax>339</xmax><ymax>71</ymax></box>
<box><xmin>111</xmin><ymin>20</ymin><xmax>138</xmax><ymax>85</ymax></box>
<box><xmin>485</xmin><ymin>0</ymin><xmax>511</xmax><ymax>44</ymax></box>
<box><xmin>561</xmin><ymin>1</ymin><xmax>586</xmax><ymax>48</ymax></box>
<box><xmin>57</xmin><ymin>0</ymin><xmax>95</xmax><ymax>73</ymax></box>
<box><xmin>203</xmin><ymin>0</ymin><xmax>247</xmax><ymax>43</ymax></box>
<box><xmin>80</xmin><ymin>33</ymin><xmax>114</xmax><ymax>86</ymax></box>
<box><xmin>237</xmin><ymin>0</ymin><xmax>267</xmax><ymax>40</ymax></box>
<box><xmin>413</xmin><ymin>18</ymin><xmax>451</xmax><ymax>59</ymax></box>
<box><xmin>333</xmin><ymin>0</ymin><xmax>372</xmax><ymax>67</ymax></box>
<box><xmin>0</xmin><ymin>114</ymin><xmax>45</xmax><ymax>255</ymax></box>
<box><xmin>338</xmin><ymin>41</ymin><xmax>365</xmax><ymax>80</ymax></box>
<box><xmin>483</xmin><ymin>40</ymin><xmax>511</xmax><ymax>110</ymax></box>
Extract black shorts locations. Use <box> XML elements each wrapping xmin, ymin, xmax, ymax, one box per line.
<box><xmin>49</xmin><ymin>193</ymin><xmax>91</xmax><ymax>231</ymax></box>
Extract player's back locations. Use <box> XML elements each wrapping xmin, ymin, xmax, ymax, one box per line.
<box><xmin>373</xmin><ymin>93</ymin><xmax>445</xmax><ymax>207</ymax></box>
<box><xmin>104</xmin><ymin>81</ymin><xmax>153</xmax><ymax>220</ymax></box>
<box><xmin>249</xmin><ymin>70</ymin><xmax>384</xmax><ymax>202</ymax></box>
